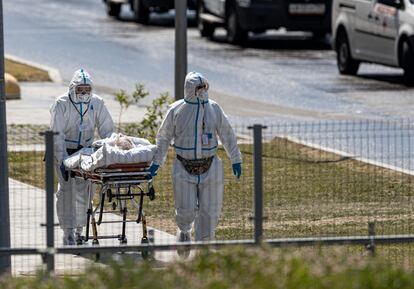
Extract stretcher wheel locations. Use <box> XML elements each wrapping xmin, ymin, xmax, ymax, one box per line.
<box><xmin>112</xmin><ymin>202</ymin><xmax>117</xmax><ymax>210</ymax></box>
<box><xmin>120</xmin><ymin>237</ymin><xmax>127</xmax><ymax>244</ymax></box>
<box><xmin>141</xmin><ymin>237</ymin><xmax>150</xmax><ymax>260</ymax></box>
<box><xmin>92</xmin><ymin>239</ymin><xmax>100</xmax><ymax>245</ymax></box>
<box><xmin>148</xmin><ymin>187</ymin><xmax>155</xmax><ymax>201</ymax></box>
<box><xmin>76</xmin><ymin>236</ymin><xmax>86</xmax><ymax>246</ymax></box>
<box><xmin>107</xmin><ymin>189</ymin><xmax>113</xmax><ymax>202</ymax></box>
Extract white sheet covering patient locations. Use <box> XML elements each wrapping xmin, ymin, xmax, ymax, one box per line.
<box><xmin>64</xmin><ymin>133</ymin><xmax>156</xmax><ymax>171</ymax></box>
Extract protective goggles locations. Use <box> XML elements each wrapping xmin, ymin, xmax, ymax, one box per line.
<box><xmin>75</xmin><ymin>85</ymin><xmax>92</xmax><ymax>95</ymax></box>
<box><xmin>195</xmin><ymin>82</ymin><xmax>209</xmax><ymax>92</ymax></box>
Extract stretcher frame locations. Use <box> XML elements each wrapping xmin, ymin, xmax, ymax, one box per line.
<box><xmin>71</xmin><ymin>163</ymin><xmax>155</xmax><ymax>252</ymax></box>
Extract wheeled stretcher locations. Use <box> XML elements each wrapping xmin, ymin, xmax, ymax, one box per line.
<box><xmin>70</xmin><ymin>162</ymin><xmax>155</xmax><ymax>250</ymax></box>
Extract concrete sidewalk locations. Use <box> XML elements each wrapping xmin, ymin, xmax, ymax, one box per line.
<box><xmin>9</xmin><ymin>178</ymin><xmax>180</xmax><ymax>276</ymax></box>
<box><xmin>6</xmin><ymin>82</ymin><xmax>147</xmax><ymax>125</ymax></box>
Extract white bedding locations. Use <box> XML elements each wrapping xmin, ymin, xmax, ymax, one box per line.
<box><xmin>63</xmin><ymin>133</ymin><xmax>156</xmax><ymax>172</ymax></box>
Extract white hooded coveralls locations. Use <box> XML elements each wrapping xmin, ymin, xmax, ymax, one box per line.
<box><xmin>153</xmin><ymin>72</ymin><xmax>242</xmax><ymax>241</ymax></box>
<box><xmin>50</xmin><ymin>69</ymin><xmax>114</xmax><ymax>230</ymax></box>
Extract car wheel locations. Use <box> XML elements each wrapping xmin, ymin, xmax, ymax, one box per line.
<box><xmin>133</xmin><ymin>0</ymin><xmax>149</xmax><ymax>24</ymax></box>
<box><xmin>107</xmin><ymin>2</ymin><xmax>121</xmax><ymax>17</ymax></box>
<box><xmin>402</xmin><ymin>40</ymin><xmax>414</xmax><ymax>86</ymax></box>
<box><xmin>336</xmin><ymin>31</ymin><xmax>360</xmax><ymax>75</ymax></box>
<box><xmin>198</xmin><ymin>5</ymin><xmax>215</xmax><ymax>38</ymax></box>
<box><xmin>226</xmin><ymin>6</ymin><xmax>247</xmax><ymax>44</ymax></box>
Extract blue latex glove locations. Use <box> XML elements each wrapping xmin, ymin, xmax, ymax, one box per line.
<box><xmin>148</xmin><ymin>163</ymin><xmax>160</xmax><ymax>177</ymax></box>
<box><xmin>232</xmin><ymin>163</ymin><xmax>242</xmax><ymax>179</ymax></box>
<box><xmin>60</xmin><ymin>162</ymin><xmax>69</xmax><ymax>182</ymax></box>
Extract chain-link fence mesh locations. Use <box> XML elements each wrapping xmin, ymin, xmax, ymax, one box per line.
<box><xmin>5</xmin><ymin>119</ymin><xmax>414</xmax><ymax>274</ymax></box>
<box><xmin>263</xmin><ymin>120</ymin><xmax>414</xmax><ymax>266</ymax></box>
<box><xmin>7</xmin><ymin>125</ymin><xmax>47</xmax><ymax>274</ymax></box>
<box><xmin>7</xmin><ymin>125</ymin><xmax>96</xmax><ymax>274</ymax></box>
<box><xmin>264</xmin><ymin>120</ymin><xmax>414</xmax><ymax>238</ymax></box>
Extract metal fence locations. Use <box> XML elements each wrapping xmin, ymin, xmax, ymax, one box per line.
<box><xmin>2</xmin><ymin>120</ymin><xmax>414</xmax><ymax>275</ymax></box>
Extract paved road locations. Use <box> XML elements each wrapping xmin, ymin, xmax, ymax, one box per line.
<box><xmin>5</xmin><ymin>0</ymin><xmax>414</xmax><ymax>121</ymax></box>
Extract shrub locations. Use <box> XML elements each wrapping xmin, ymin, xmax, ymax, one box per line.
<box><xmin>1</xmin><ymin>247</ymin><xmax>414</xmax><ymax>289</ymax></box>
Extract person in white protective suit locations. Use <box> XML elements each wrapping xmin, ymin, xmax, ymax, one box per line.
<box><xmin>149</xmin><ymin>71</ymin><xmax>242</xmax><ymax>244</ymax></box>
<box><xmin>50</xmin><ymin>69</ymin><xmax>114</xmax><ymax>245</ymax></box>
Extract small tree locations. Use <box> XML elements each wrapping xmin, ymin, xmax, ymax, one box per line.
<box><xmin>114</xmin><ymin>84</ymin><xmax>149</xmax><ymax>130</ymax></box>
<box><xmin>138</xmin><ymin>92</ymin><xmax>171</xmax><ymax>143</ymax></box>
<box><xmin>114</xmin><ymin>84</ymin><xmax>172</xmax><ymax>142</ymax></box>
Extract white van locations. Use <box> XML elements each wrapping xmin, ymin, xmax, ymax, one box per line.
<box><xmin>332</xmin><ymin>0</ymin><xmax>414</xmax><ymax>84</ymax></box>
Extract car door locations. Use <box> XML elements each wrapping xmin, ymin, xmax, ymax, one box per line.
<box><xmin>373</xmin><ymin>0</ymin><xmax>400</xmax><ymax>65</ymax></box>
<box><xmin>353</xmin><ymin>0</ymin><xmax>383</xmax><ymax>61</ymax></box>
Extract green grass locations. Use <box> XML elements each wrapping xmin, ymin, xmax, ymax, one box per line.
<box><xmin>2</xmin><ymin>247</ymin><xmax>414</xmax><ymax>288</ymax></box>
<box><xmin>8</xmin><ymin>151</ymin><xmax>45</xmax><ymax>189</ymax></box>
<box><xmin>5</xmin><ymin>58</ymin><xmax>51</xmax><ymax>82</ymax></box>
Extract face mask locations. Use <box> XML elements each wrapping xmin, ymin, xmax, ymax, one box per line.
<box><xmin>76</xmin><ymin>93</ymin><xmax>91</xmax><ymax>102</ymax></box>
<box><xmin>73</xmin><ymin>85</ymin><xmax>92</xmax><ymax>103</ymax></box>
<box><xmin>196</xmin><ymin>90</ymin><xmax>208</xmax><ymax>100</ymax></box>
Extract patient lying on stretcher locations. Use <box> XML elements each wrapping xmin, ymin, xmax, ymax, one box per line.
<box><xmin>110</xmin><ymin>134</ymin><xmax>135</xmax><ymax>150</ymax></box>
<box><xmin>63</xmin><ymin>133</ymin><xmax>157</xmax><ymax>172</ymax></box>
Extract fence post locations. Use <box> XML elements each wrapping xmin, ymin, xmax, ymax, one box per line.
<box><xmin>249</xmin><ymin>124</ymin><xmax>266</xmax><ymax>244</ymax></box>
<box><xmin>367</xmin><ymin>222</ymin><xmax>376</xmax><ymax>257</ymax></box>
<box><xmin>40</xmin><ymin>131</ymin><xmax>56</xmax><ymax>274</ymax></box>
<box><xmin>174</xmin><ymin>0</ymin><xmax>187</xmax><ymax>100</ymax></box>
<box><xmin>0</xmin><ymin>0</ymin><xmax>11</xmax><ymax>275</ymax></box>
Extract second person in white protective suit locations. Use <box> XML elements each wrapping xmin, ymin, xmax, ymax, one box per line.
<box><xmin>150</xmin><ymin>71</ymin><xmax>242</xmax><ymax>243</ymax></box>
<box><xmin>50</xmin><ymin>69</ymin><xmax>114</xmax><ymax>245</ymax></box>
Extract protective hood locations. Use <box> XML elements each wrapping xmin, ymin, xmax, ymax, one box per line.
<box><xmin>184</xmin><ymin>71</ymin><xmax>209</xmax><ymax>103</ymax></box>
<box><xmin>68</xmin><ymin>69</ymin><xmax>93</xmax><ymax>104</ymax></box>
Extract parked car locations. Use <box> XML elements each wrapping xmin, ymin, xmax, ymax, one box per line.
<box><xmin>332</xmin><ymin>0</ymin><xmax>414</xmax><ymax>84</ymax></box>
<box><xmin>103</xmin><ymin>0</ymin><xmax>197</xmax><ymax>24</ymax></box>
<box><xmin>197</xmin><ymin>0</ymin><xmax>332</xmax><ymax>44</ymax></box>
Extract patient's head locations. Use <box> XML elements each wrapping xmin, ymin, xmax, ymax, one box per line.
<box><xmin>115</xmin><ymin>134</ymin><xmax>135</xmax><ymax>150</ymax></box>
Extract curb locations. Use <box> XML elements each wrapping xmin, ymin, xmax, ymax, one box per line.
<box><xmin>5</xmin><ymin>54</ymin><xmax>63</xmax><ymax>84</ymax></box>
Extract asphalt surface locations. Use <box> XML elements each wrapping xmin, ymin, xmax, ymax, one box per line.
<box><xmin>5</xmin><ymin>0</ymin><xmax>414</xmax><ymax>122</ymax></box>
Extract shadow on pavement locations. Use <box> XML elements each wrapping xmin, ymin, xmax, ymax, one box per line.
<box><xmin>359</xmin><ymin>73</ymin><xmax>414</xmax><ymax>87</ymax></box>
<box><xmin>77</xmin><ymin>249</ymin><xmax>170</xmax><ymax>268</ymax></box>
<box><xmin>210</xmin><ymin>33</ymin><xmax>332</xmax><ymax>50</ymax></box>
<box><xmin>114</xmin><ymin>10</ymin><xmax>198</xmax><ymax>27</ymax></box>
